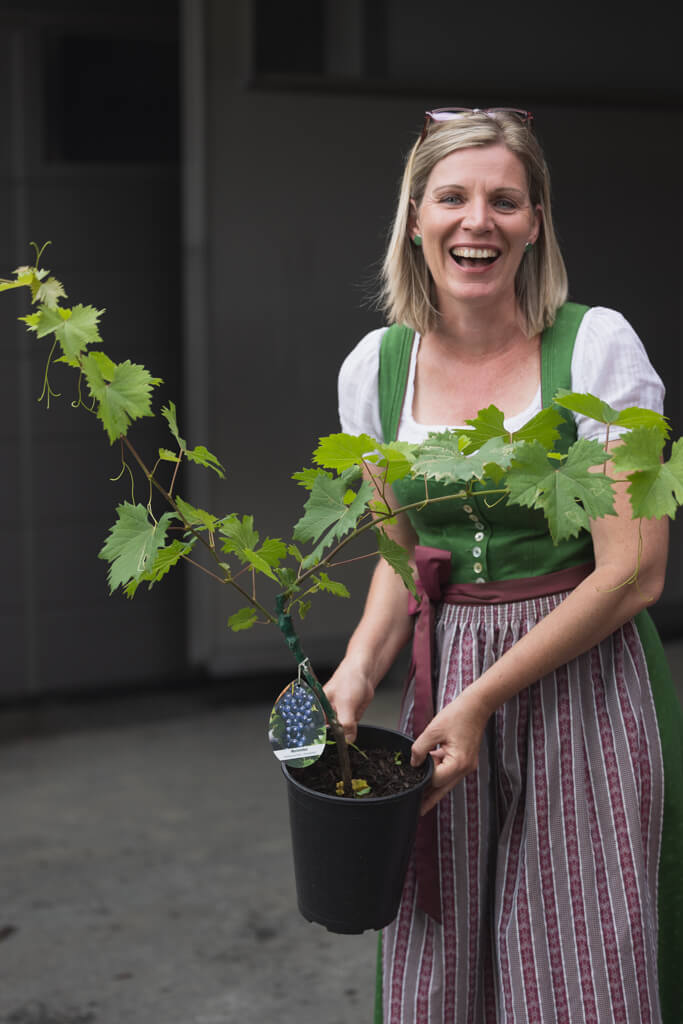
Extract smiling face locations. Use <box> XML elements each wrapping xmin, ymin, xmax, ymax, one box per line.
<box><xmin>410</xmin><ymin>143</ymin><xmax>541</xmax><ymax>318</ymax></box>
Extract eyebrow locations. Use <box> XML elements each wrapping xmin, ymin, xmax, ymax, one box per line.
<box><xmin>432</xmin><ymin>184</ymin><xmax>527</xmax><ymax>197</ymax></box>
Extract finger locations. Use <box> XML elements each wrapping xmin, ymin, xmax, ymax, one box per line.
<box><xmin>410</xmin><ymin>727</ymin><xmax>439</xmax><ymax>766</ymax></box>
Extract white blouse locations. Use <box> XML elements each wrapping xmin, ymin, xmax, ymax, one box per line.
<box><xmin>337</xmin><ymin>307</ymin><xmax>665</xmax><ymax>444</ymax></box>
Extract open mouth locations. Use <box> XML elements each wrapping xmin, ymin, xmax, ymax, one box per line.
<box><xmin>450</xmin><ymin>246</ymin><xmax>500</xmax><ymax>268</ymax></box>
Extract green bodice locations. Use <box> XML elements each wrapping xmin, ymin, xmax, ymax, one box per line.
<box><xmin>379</xmin><ymin>304</ymin><xmax>595</xmax><ymax>584</ymax></box>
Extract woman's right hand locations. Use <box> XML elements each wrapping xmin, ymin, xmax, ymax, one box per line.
<box><xmin>324</xmin><ymin>659</ymin><xmax>376</xmax><ymax>742</ymax></box>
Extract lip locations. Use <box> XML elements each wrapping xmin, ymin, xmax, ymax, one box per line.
<box><xmin>448</xmin><ymin>245</ymin><xmax>502</xmax><ymax>272</ymax></box>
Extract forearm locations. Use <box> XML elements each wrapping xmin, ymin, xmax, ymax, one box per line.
<box><xmin>463</xmin><ymin>464</ymin><xmax>668</xmax><ymax>715</ymax></box>
<box><xmin>340</xmin><ymin>557</ymin><xmax>415</xmax><ymax>689</ymax></box>
<box><xmin>469</xmin><ymin>557</ymin><xmax>664</xmax><ymax>718</ymax></box>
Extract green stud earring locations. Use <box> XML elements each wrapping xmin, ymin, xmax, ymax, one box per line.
<box><xmin>412</xmin><ymin>235</ymin><xmax>422</xmax><ymax>247</ymax></box>
<box><xmin>524</xmin><ymin>242</ymin><xmax>534</xmax><ymax>253</ymax></box>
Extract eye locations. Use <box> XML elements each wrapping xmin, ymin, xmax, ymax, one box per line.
<box><xmin>493</xmin><ymin>196</ymin><xmax>520</xmax><ymax>211</ymax></box>
<box><xmin>440</xmin><ymin>193</ymin><xmax>464</xmax><ymax>206</ymax></box>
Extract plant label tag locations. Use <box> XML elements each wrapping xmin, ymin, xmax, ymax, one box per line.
<box><xmin>268</xmin><ymin>680</ymin><xmax>327</xmax><ymax>768</ymax></box>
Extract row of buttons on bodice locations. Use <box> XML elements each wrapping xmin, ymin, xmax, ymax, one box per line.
<box><xmin>462</xmin><ymin>501</ymin><xmax>488</xmax><ymax>582</ymax></box>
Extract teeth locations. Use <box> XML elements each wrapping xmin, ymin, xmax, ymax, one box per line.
<box><xmin>451</xmin><ymin>247</ymin><xmax>498</xmax><ymax>258</ymax></box>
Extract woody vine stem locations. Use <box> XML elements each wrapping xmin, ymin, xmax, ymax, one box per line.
<box><xmin>2</xmin><ymin>245</ymin><xmax>682</xmax><ymax>797</ymax></box>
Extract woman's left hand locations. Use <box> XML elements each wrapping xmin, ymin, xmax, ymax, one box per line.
<box><xmin>410</xmin><ymin>687</ymin><xmax>492</xmax><ymax>814</ymax></box>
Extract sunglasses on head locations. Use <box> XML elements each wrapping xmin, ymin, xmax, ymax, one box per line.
<box><xmin>419</xmin><ymin>107</ymin><xmax>534</xmax><ymax>144</ymax></box>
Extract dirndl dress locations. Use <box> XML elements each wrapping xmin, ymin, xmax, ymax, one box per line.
<box><xmin>372</xmin><ymin>307</ymin><xmax>683</xmax><ymax>1023</ymax></box>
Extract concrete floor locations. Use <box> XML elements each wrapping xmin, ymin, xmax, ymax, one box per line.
<box><xmin>0</xmin><ymin>677</ymin><xmax>406</xmax><ymax>1024</ymax></box>
<box><xmin>0</xmin><ymin>645</ymin><xmax>681</xmax><ymax>1024</ymax></box>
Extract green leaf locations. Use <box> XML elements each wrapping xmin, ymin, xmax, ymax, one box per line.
<box><xmin>506</xmin><ymin>439</ymin><xmax>615</xmax><ymax>543</ymax></box>
<box><xmin>31</xmin><ymin>303</ymin><xmax>104</xmax><ymax>362</ymax></box>
<box><xmin>293</xmin><ymin>475</ymin><xmax>373</xmax><ymax>566</ymax></box>
<box><xmin>313</xmin><ymin>432</ymin><xmax>378</xmax><ymax>472</ymax></box>
<box><xmin>175</xmin><ymin>496</ymin><xmax>218</xmax><ymax>532</ymax></box>
<box><xmin>412</xmin><ymin>433</ymin><xmax>514</xmax><ymax>485</ymax></box>
<box><xmin>98</xmin><ymin>503</ymin><xmax>177</xmax><ymax>593</ymax></box>
<box><xmin>0</xmin><ymin>268</ymin><xmax>38</xmax><ymax>293</ymax></box>
<box><xmin>228</xmin><ymin>607</ymin><xmax>258</xmax><ymax>632</ymax></box>
<box><xmin>612</xmin><ymin>430</ymin><xmax>683</xmax><ymax>519</ymax></box>
<box><xmin>276</xmin><ymin>566</ymin><xmax>299</xmax><ymax>591</ymax></box>
<box><xmin>553</xmin><ymin>389</ymin><xmax>620</xmax><ymax>424</ymax></box>
<box><xmin>511</xmin><ymin>406</ymin><xmax>564</xmax><ymax>449</ymax></box>
<box><xmin>411</xmin><ymin>431</ymin><xmax>479</xmax><ymax>482</ymax></box>
<box><xmin>462</xmin><ymin>405</ymin><xmax>508</xmax><ymax>447</ymax></box>
<box><xmin>297</xmin><ymin>599</ymin><xmax>311</xmax><ymax>621</ymax></box>
<box><xmin>219</xmin><ymin>516</ymin><xmax>283</xmax><ymax>579</ymax></box>
<box><xmin>161</xmin><ymin>402</ymin><xmax>185</xmax><ymax>449</ymax></box>
<box><xmin>259</xmin><ymin>538</ymin><xmax>288</xmax><ymax>569</ymax></box>
<box><xmin>35</xmin><ymin>276</ymin><xmax>67</xmax><ymax>309</ymax></box>
<box><xmin>158</xmin><ymin>448</ymin><xmax>180</xmax><ymax>463</ymax></box>
<box><xmin>23</xmin><ymin>304</ymin><xmax>71</xmax><ymax>339</ymax></box>
<box><xmin>160</xmin><ymin>402</ymin><xmax>224</xmax><ymax>477</ymax></box>
<box><xmin>609</xmin><ymin>427</ymin><xmax>664</xmax><ymax>474</ymax></box>
<box><xmin>184</xmin><ymin>444</ymin><xmax>225</xmax><ymax>478</ymax></box>
<box><xmin>374</xmin><ymin>441</ymin><xmax>417</xmax><ymax>484</ymax></box>
<box><xmin>292</xmin><ymin>467</ymin><xmax>333</xmax><ymax>490</ymax></box>
<box><xmin>124</xmin><ymin>538</ymin><xmax>195</xmax><ymax>597</ymax></box>
<box><xmin>314</xmin><ymin>572</ymin><xmax>350</xmax><ymax>598</ymax></box>
<box><xmin>553</xmin><ymin>390</ymin><xmax>670</xmax><ymax>439</ymax></box>
<box><xmin>220</xmin><ymin>514</ymin><xmax>260</xmax><ymax>554</ymax></box>
<box><xmin>19</xmin><ymin>311</ymin><xmax>42</xmax><ymax>331</ymax></box>
<box><xmin>612</xmin><ymin>407</ymin><xmax>670</xmax><ymax>437</ymax></box>
<box><xmin>82</xmin><ymin>355</ymin><xmax>162</xmax><ymax>442</ymax></box>
<box><xmin>375</xmin><ymin>528</ymin><xmax>417</xmax><ymax>598</ymax></box>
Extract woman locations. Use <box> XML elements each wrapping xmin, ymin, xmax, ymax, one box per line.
<box><xmin>325</xmin><ymin>109</ymin><xmax>683</xmax><ymax>1023</ymax></box>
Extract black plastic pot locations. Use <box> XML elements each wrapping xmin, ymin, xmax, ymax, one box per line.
<box><xmin>282</xmin><ymin>723</ymin><xmax>433</xmax><ymax>934</ymax></box>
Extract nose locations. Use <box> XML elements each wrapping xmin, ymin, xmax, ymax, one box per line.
<box><xmin>462</xmin><ymin>196</ymin><xmax>493</xmax><ymax>233</ymax></box>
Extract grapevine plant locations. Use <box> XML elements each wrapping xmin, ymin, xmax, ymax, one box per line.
<box><xmin>3</xmin><ymin>247</ymin><xmax>683</xmax><ymax>796</ymax></box>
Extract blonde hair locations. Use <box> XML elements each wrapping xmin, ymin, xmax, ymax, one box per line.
<box><xmin>380</xmin><ymin>112</ymin><xmax>568</xmax><ymax>336</ymax></box>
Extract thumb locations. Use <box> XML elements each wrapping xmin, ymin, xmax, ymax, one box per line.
<box><xmin>332</xmin><ymin>702</ymin><xmax>358</xmax><ymax>744</ymax></box>
<box><xmin>410</xmin><ymin>725</ymin><xmax>436</xmax><ymax>767</ymax></box>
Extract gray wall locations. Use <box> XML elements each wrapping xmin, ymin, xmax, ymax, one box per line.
<box><xmin>0</xmin><ymin>2</ymin><xmax>183</xmax><ymax>698</ymax></box>
<box><xmin>1</xmin><ymin>0</ymin><xmax>681</xmax><ymax>697</ymax></box>
<box><xmin>186</xmin><ymin>0</ymin><xmax>683</xmax><ymax>682</ymax></box>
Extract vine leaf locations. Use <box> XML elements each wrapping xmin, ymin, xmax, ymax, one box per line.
<box><xmin>184</xmin><ymin>444</ymin><xmax>225</xmax><ymax>478</ymax></box>
<box><xmin>311</xmin><ymin>572</ymin><xmax>350</xmax><ymax>599</ymax></box>
<box><xmin>0</xmin><ymin>267</ymin><xmax>42</xmax><ymax>292</ymax></box>
<box><xmin>162</xmin><ymin>402</ymin><xmax>185</xmax><ymax>447</ymax></box>
<box><xmin>611</xmin><ymin>430</ymin><xmax>683</xmax><ymax>519</ymax></box>
<box><xmin>375</xmin><ymin>528</ymin><xmax>417</xmax><ymax>598</ymax></box>
<box><xmin>98</xmin><ymin>503</ymin><xmax>177</xmax><ymax>593</ymax></box>
<box><xmin>293</xmin><ymin>472</ymin><xmax>373</xmax><ymax>567</ymax></box>
<box><xmin>27</xmin><ymin>303</ymin><xmax>105</xmax><ymax>363</ymax></box>
<box><xmin>412</xmin><ymin>433</ymin><xmax>514</xmax><ymax>484</ymax></box>
<box><xmin>373</xmin><ymin>441</ymin><xmax>417</xmax><ymax>484</ymax></box>
<box><xmin>292</xmin><ymin>467</ymin><xmax>333</xmax><ymax>490</ymax></box>
<box><xmin>124</xmin><ymin>538</ymin><xmax>195</xmax><ymax>597</ymax></box>
<box><xmin>553</xmin><ymin>390</ymin><xmax>670</xmax><ymax>437</ymax></box>
<box><xmin>313</xmin><ymin>432</ymin><xmax>377</xmax><ymax>472</ymax></box>
<box><xmin>35</xmin><ymin>277</ymin><xmax>67</xmax><ymax>309</ymax></box>
<box><xmin>511</xmin><ymin>407</ymin><xmax>564</xmax><ymax>448</ymax></box>
<box><xmin>175</xmin><ymin>496</ymin><xmax>219</xmax><ymax>533</ymax></box>
<box><xmin>461</xmin><ymin>405</ymin><xmax>508</xmax><ymax>447</ymax></box>
<box><xmin>161</xmin><ymin>402</ymin><xmax>225</xmax><ymax>478</ymax></box>
<box><xmin>553</xmin><ymin>389</ymin><xmax>620</xmax><ymax>424</ymax></box>
<box><xmin>228</xmin><ymin>607</ymin><xmax>259</xmax><ymax>632</ymax></box>
<box><xmin>506</xmin><ymin>439</ymin><xmax>615</xmax><ymax>542</ymax></box>
<box><xmin>82</xmin><ymin>355</ymin><xmax>162</xmax><ymax>442</ymax></box>
<box><xmin>219</xmin><ymin>515</ymin><xmax>287</xmax><ymax>579</ymax></box>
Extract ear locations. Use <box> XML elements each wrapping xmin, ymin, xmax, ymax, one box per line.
<box><xmin>408</xmin><ymin>197</ymin><xmax>421</xmax><ymax>245</ymax></box>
